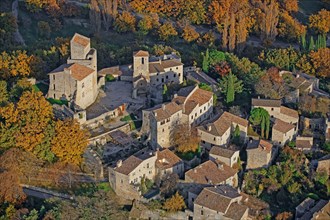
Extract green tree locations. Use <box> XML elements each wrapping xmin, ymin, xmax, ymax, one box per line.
<box><xmin>249</xmin><ymin>107</ymin><xmax>270</xmax><ymax>139</ymax></box>
<box><xmin>232</xmin><ymin>125</ymin><xmax>241</xmax><ymax>145</ymax></box>
<box><xmin>301</xmin><ymin>33</ymin><xmax>306</xmax><ymax>50</ymax></box>
<box><xmin>202</xmin><ymin>49</ymin><xmax>209</xmax><ymax>72</ymax></box>
<box><xmin>309</xmin><ymin>36</ymin><xmax>315</xmax><ymax>51</ymax></box>
<box><xmin>218</xmin><ymin>71</ymin><xmax>243</xmax><ymax>105</ymax></box>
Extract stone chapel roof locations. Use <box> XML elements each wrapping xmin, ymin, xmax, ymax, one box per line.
<box><xmin>71</xmin><ymin>33</ymin><xmax>90</xmax><ymax>47</ymax></box>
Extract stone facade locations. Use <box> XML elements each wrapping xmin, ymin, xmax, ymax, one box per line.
<box><xmin>246</xmin><ymin>139</ymin><xmax>275</xmax><ymax>169</ymax></box>
<box><xmin>48</xmin><ymin>33</ymin><xmax>99</xmax><ymax>109</ymax></box>
<box><xmin>271</xmin><ymin>119</ymin><xmax>296</xmax><ymax>146</ymax></box>
<box><xmin>198</xmin><ymin>112</ymin><xmax>248</xmax><ymax>150</ymax></box>
<box><xmin>142</xmin><ymin>86</ymin><xmax>213</xmax><ymax>149</ymax></box>
<box><xmin>209</xmin><ymin>146</ymin><xmax>240</xmax><ymax>168</ymax></box>
<box><xmin>131</xmin><ymin>51</ymin><xmax>184</xmax><ymax>98</ymax></box>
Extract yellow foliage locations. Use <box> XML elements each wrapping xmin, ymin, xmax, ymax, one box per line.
<box><xmin>163</xmin><ymin>192</ymin><xmax>186</xmax><ymax>212</ymax></box>
<box><xmin>309</xmin><ymin>48</ymin><xmax>330</xmax><ymax>78</ymax></box>
<box><xmin>158</xmin><ymin>22</ymin><xmax>178</xmax><ymax>41</ymax></box>
<box><xmin>182</xmin><ymin>25</ymin><xmax>200</xmax><ymax>43</ymax></box>
<box><xmin>309</xmin><ymin>9</ymin><xmax>330</xmax><ymax>34</ymax></box>
<box><xmin>0</xmin><ymin>51</ymin><xmax>32</xmax><ymax>79</ymax></box>
<box><xmin>51</xmin><ymin>119</ymin><xmax>89</xmax><ymax>165</ymax></box>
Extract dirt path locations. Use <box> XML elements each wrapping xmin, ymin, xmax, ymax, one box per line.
<box><xmin>12</xmin><ymin>0</ymin><xmax>25</xmax><ymax>46</ymax></box>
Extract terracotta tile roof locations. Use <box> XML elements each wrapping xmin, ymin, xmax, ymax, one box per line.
<box><xmin>247</xmin><ymin>139</ymin><xmax>273</xmax><ymax>153</ymax></box>
<box><xmin>177</xmin><ymin>86</ymin><xmax>195</xmax><ymax>97</ymax></box>
<box><xmin>115</xmin><ymin>156</ymin><xmax>142</xmax><ymax>175</ymax></box>
<box><xmin>188</xmin><ymin>88</ymin><xmax>213</xmax><ymax>107</ymax></box>
<box><xmin>72</xmin><ymin>33</ymin><xmax>90</xmax><ymax>47</ymax></box>
<box><xmin>149</xmin><ymin>63</ymin><xmax>165</xmax><ymax>73</ymax></box>
<box><xmin>240</xmin><ymin>193</ymin><xmax>270</xmax><ymax>217</ymax></box>
<box><xmin>183</xmin><ymin>100</ymin><xmax>198</xmax><ymax>115</ymax></box>
<box><xmin>273</xmin><ymin>119</ymin><xmax>296</xmax><ymax>133</ymax></box>
<box><xmin>160</xmin><ymin>59</ymin><xmax>183</xmax><ymax>69</ymax></box>
<box><xmin>155</xmin><ymin>149</ymin><xmax>182</xmax><ymax>170</ymax></box>
<box><xmin>280</xmin><ymin>106</ymin><xmax>299</xmax><ymax>119</ymax></box>
<box><xmin>198</xmin><ymin>112</ymin><xmax>248</xmax><ymax>136</ymax></box>
<box><xmin>185</xmin><ymin>160</ymin><xmax>237</xmax><ymax>185</ymax></box>
<box><xmin>296</xmin><ymin>137</ymin><xmax>313</xmax><ymax>150</ymax></box>
<box><xmin>210</xmin><ymin>146</ymin><xmax>239</xmax><ymax>158</ymax></box>
<box><xmin>133</xmin><ymin>50</ymin><xmax>149</xmax><ymax>57</ymax></box>
<box><xmin>68</xmin><ymin>63</ymin><xmax>95</xmax><ymax>81</ymax></box>
<box><xmin>224</xmin><ymin>203</ymin><xmax>248</xmax><ymax>220</ymax></box>
<box><xmin>252</xmin><ymin>98</ymin><xmax>281</xmax><ymax>107</ymax></box>
<box><xmin>194</xmin><ymin>186</ymin><xmax>241</xmax><ymax>213</ymax></box>
<box><xmin>152</xmin><ymin>102</ymin><xmax>182</xmax><ymax>122</ymax></box>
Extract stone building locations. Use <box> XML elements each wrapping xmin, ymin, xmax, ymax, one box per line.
<box><xmin>251</xmin><ymin>98</ymin><xmax>299</xmax><ymax>129</ymax></box>
<box><xmin>193</xmin><ymin>186</ymin><xmax>249</xmax><ymax>220</ymax></box>
<box><xmin>48</xmin><ymin>33</ymin><xmax>99</xmax><ymax>109</ymax></box>
<box><xmin>317</xmin><ymin>154</ymin><xmax>330</xmax><ymax>176</ymax></box>
<box><xmin>246</xmin><ymin>139</ymin><xmax>275</xmax><ymax>169</ymax></box>
<box><xmin>197</xmin><ymin>111</ymin><xmax>248</xmax><ymax>150</ymax></box>
<box><xmin>296</xmin><ymin>136</ymin><xmax>314</xmax><ymax>152</ymax></box>
<box><xmin>109</xmin><ymin>148</ymin><xmax>183</xmax><ymax>199</ymax></box>
<box><xmin>185</xmin><ymin>160</ymin><xmax>238</xmax><ymax>187</ymax></box>
<box><xmin>209</xmin><ymin>145</ymin><xmax>240</xmax><ymax>168</ymax></box>
<box><xmin>142</xmin><ymin>85</ymin><xmax>213</xmax><ymax>149</ymax></box>
<box><xmin>272</xmin><ymin>119</ymin><xmax>296</xmax><ymax>146</ymax></box>
<box><xmin>131</xmin><ymin>50</ymin><xmax>184</xmax><ymax>98</ymax></box>
<box><xmin>295</xmin><ymin>198</ymin><xmax>330</xmax><ymax>220</ymax></box>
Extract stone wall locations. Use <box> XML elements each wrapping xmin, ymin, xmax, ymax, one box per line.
<box><xmin>246</xmin><ymin>149</ymin><xmax>271</xmax><ymax>169</ymax></box>
<box><xmin>272</xmin><ymin>127</ymin><xmax>295</xmax><ymax>146</ymax></box>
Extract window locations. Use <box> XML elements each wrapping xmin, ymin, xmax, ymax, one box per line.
<box><xmin>170</xmin><ymin>68</ymin><xmax>172</xmax><ymax>71</ymax></box>
<box><xmin>147</xmin><ymin>163</ymin><xmax>149</xmax><ymax>168</ymax></box>
<box><xmin>178</xmin><ymin>73</ymin><xmax>181</xmax><ymax>77</ymax></box>
<box><xmin>204</xmin><ymin>106</ymin><xmax>206</xmax><ymax>111</ymax></box>
<box><xmin>166</xmin><ymin>75</ymin><xmax>168</xmax><ymax>79</ymax></box>
<box><xmin>214</xmin><ymin>137</ymin><xmax>216</xmax><ymax>141</ymax></box>
<box><xmin>202</xmin><ymin>140</ymin><xmax>205</xmax><ymax>144</ymax></box>
<box><xmin>82</xmin><ymin>82</ymin><xmax>85</xmax><ymax>88</ymax></box>
<box><xmin>157</xmin><ymin>78</ymin><xmax>159</xmax><ymax>82</ymax></box>
<box><xmin>200</xmin><ymin>109</ymin><xmax>202</xmax><ymax>113</ymax></box>
<box><xmin>53</xmin><ymin>75</ymin><xmax>55</xmax><ymax>80</ymax></box>
<box><xmin>201</xmin><ymin>210</ymin><xmax>204</xmax><ymax>215</ymax></box>
<box><xmin>191</xmin><ymin>116</ymin><xmax>193</xmax><ymax>119</ymax></box>
<box><xmin>174</xmin><ymin>74</ymin><xmax>176</xmax><ymax>77</ymax></box>
<box><xmin>195</xmin><ymin>113</ymin><xmax>197</xmax><ymax>117</ymax></box>
<box><xmin>53</xmin><ymin>84</ymin><xmax>55</xmax><ymax>90</ymax></box>
<box><xmin>121</xmin><ymin>179</ymin><xmax>123</xmax><ymax>183</ymax></box>
<box><xmin>176</xmin><ymin>67</ymin><xmax>178</xmax><ymax>70</ymax></box>
<box><xmin>271</xmin><ymin>108</ymin><xmax>274</xmax><ymax>111</ymax></box>
<box><xmin>162</xmin><ymin>128</ymin><xmax>165</xmax><ymax>132</ymax></box>
<box><xmin>53</xmin><ymin>94</ymin><xmax>55</xmax><ymax>99</ymax></box>
<box><xmin>142</xmin><ymin>57</ymin><xmax>145</xmax><ymax>64</ymax></box>
<box><xmin>162</xmin><ymin>78</ymin><xmax>164</xmax><ymax>83</ymax></box>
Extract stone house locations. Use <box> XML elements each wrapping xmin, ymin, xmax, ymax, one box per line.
<box><xmin>109</xmin><ymin>149</ymin><xmax>183</xmax><ymax>199</ymax></box>
<box><xmin>142</xmin><ymin>85</ymin><xmax>213</xmax><ymax>149</ymax></box>
<box><xmin>185</xmin><ymin>160</ymin><xmax>238</xmax><ymax>187</ymax></box>
<box><xmin>300</xmin><ymin>116</ymin><xmax>325</xmax><ymax>138</ymax></box>
<box><xmin>155</xmin><ymin>149</ymin><xmax>184</xmax><ymax>178</ymax></box>
<box><xmin>246</xmin><ymin>139</ymin><xmax>275</xmax><ymax>169</ymax></box>
<box><xmin>295</xmin><ymin>198</ymin><xmax>330</xmax><ymax>220</ymax></box>
<box><xmin>209</xmin><ymin>145</ymin><xmax>240</xmax><ymax>168</ymax></box>
<box><xmin>251</xmin><ymin>98</ymin><xmax>299</xmax><ymax>130</ymax></box>
<box><xmin>272</xmin><ymin>119</ymin><xmax>296</xmax><ymax>146</ymax></box>
<box><xmin>197</xmin><ymin>112</ymin><xmax>248</xmax><ymax>150</ymax></box>
<box><xmin>131</xmin><ymin>50</ymin><xmax>184</xmax><ymax>98</ymax></box>
<box><xmin>296</xmin><ymin>136</ymin><xmax>314</xmax><ymax>152</ymax></box>
<box><xmin>317</xmin><ymin>154</ymin><xmax>330</xmax><ymax>176</ymax></box>
<box><xmin>48</xmin><ymin>33</ymin><xmax>99</xmax><ymax>110</ymax></box>
<box><xmin>193</xmin><ymin>186</ymin><xmax>249</xmax><ymax>220</ymax></box>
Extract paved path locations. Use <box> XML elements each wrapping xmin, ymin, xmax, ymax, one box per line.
<box><xmin>12</xmin><ymin>0</ymin><xmax>25</xmax><ymax>46</ymax></box>
<box><xmin>22</xmin><ymin>184</ymin><xmax>74</xmax><ymax>200</ymax></box>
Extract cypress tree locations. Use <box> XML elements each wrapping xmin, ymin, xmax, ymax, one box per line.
<box><xmin>226</xmin><ymin>71</ymin><xmax>235</xmax><ymax>104</ymax></box>
<box><xmin>202</xmin><ymin>49</ymin><xmax>209</xmax><ymax>73</ymax></box>
<box><xmin>309</xmin><ymin>36</ymin><xmax>315</xmax><ymax>51</ymax></box>
<box><xmin>301</xmin><ymin>34</ymin><xmax>306</xmax><ymax>51</ymax></box>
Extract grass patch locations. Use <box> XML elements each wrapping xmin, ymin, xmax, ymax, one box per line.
<box><xmin>32</xmin><ymin>83</ymin><xmax>49</xmax><ymax>95</ymax></box>
<box><xmin>105</xmin><ymin>74</ymin><xmax>116</xmax><ymax>82</ymax></box>
<box><xmin>97</xmin><ymin>182</ymin><xmax>112</xmax><ymax>192</ymax></box>
<box><xmin>47</xmin><ymin>98</ymin><xmax>68</xmax><ymax>106</ymax></box>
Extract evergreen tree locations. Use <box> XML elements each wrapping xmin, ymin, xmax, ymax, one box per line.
<box><xmin>202</xmin><ymin>49</ymin><xmax>210</xmax><ymax>73</ymax></box>
<box><xmin>226</xmin><ymin>71</ymin><xmax>235</xmax><ymax>104</ymax></box>
<box><xmin>232</xmin><ymin>125</ymin><xmax>241</xmax><ymax>145</ymax></box>
<box><xmin>163</xmin><ymin>84</ymin><xmax>168</xmax><ymax>101</ymax></box>
<box><xmin>301</xmin><ymin>34</ymin><xmax>306</xmax><ymax>50</ymax></box>
<box><xmin>249</xmin><ymin>108</ymin><xmax>270</xmax><ymax>139</ymax></box>
<box><xmin>309</xmin><ymin>36</ymin><xmax>315</xmax><ymax>51</ymax></box>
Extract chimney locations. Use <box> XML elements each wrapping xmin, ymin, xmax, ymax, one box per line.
<box><xmin>162</xmin><ymin>104</ymin><xmax>166</xmax><ymax>110</ymax></box>
<box><xmin>217</xmin><ymin>163</ymin><xmax>224</xmax><ymax>170</ymax></box>
<box><xmin>116</xmin><ymin>160</ymin><xmax>122</xmax><ymax>168</ymax></box>
<box><xmin>296</xmin><ymin>74</ymin><xmax>300</xmax><ymax>78</ymax></box>
<box><xmin>208</xmin><ymin>125</ymin><xmax>212</xmax><ymax>131</ymax></box>
<box><xmin>174</xmin><ymin>93</ymin><xmax>178</xmax><ymax>98</ymax></box>
<box><xmin>154</xmin><ymin>112</ymin><xmax>157</xmax><ymax>117</ymax></box>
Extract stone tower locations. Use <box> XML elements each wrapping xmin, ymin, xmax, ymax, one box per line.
<box><xmin>132</xmin><ymin>50</ymin><xmax>150</xmax><ymax>98</ymax></box>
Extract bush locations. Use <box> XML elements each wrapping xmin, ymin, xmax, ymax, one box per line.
<box><xmin>105</xmin><ymin>74</ymin><xmax>116</xmax><ymax>82</ymax></box>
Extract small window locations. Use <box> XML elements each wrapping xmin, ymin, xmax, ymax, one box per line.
<box><xmin>157</xmin><ymin>78</ymin><xmax>159</xmax><ymax>82</ymax></box>
<box><xmin>82</xmin><ymin>92</ymin><xmax>85</xmax><ymax>98</ymax></box>
<box><xmin>82</xmin><ymin>82</ymin><xmax>85</xmax><ymax>88</ymax></box>
<box><xmin>53</xmin><ymin>84</ymin><xmax>55</xmax><ymax>90</ymax></box>
<box><xmin>53</xmin><ymin>75</ymin><xmax>55</xmax><ymax>80</ymax></box>
<box><xmin>147</xmin><ymin>163</ymin><xmax>149</xmax><ymax>168</ymax></box>
<box><xmin>214</xmin><ymin>137</ymin><xmax>216</xmax><ymax>141</ymax></box>
<box><xmin>179</xmin><ymin>73</ymin><xmax>181</xmax><ymax>77</ymax></box>
<box><xmin>195</xmin><ymin>113</ymin><xmax>197</xmax><ymax>117</ymax></box>
<box><xmin>162</xmin><ymin>128</ymin><xmax>165</xmax><ymax>132</ymax></box>
<box><xmin>201</xmin><ymin>210</ymin><xmax>204</xmax><ymax>215</ymax></box>
<box><xmin>170</xmin><ymin>68</ymin><xmax>172</xmax><ymax>71</ymax></box>
<box><xmin>162</xmin><ymin>78</ymin><xmax>164</xmax><ymax>83</ymax></box>
<box><xmin>142</xmin><ymin>57</ymin><xmax>145</xmax><ymax>64</ymax></box>
<box><xmin>200</xmin><ymin>109</ymin><xmax>202</xmax><ymax>113</ymax></box>
<box><xmin>271</xmin><ymin>108</ymin><xmax>274</xmax><ymax>111</ymax></box>
<box><xmin>166</xmin><ymin>75</ymin><xmax>168</xmax><ymax>79</ymax></box>
<box><xmin>174</xmin><ymin>74</ymin><xmax>176</xmax><ymax>77</ymax></box>
<box><xmin>176</xmin><ymin>67</ymin><xmax>178</xmax><ymax>70</ymax></box>
<box><xmin>204</xmin><ymin>106</ymin><xmax>206</xmax><ymax>110</ymax></box>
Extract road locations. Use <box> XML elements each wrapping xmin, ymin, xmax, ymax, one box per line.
<box><xmin>22</xmin><ymin>184</ymin><xmax>74</xmax><ymax>200</ymax></box>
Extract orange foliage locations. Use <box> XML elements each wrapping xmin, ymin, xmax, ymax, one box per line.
<box><xmin>0</xmin><ymin>51</ymin><xmax>32</xmax><ymax>79</ymax></box>
<box><xmin>309</xmin><ymin>9</ymin><xmax>330</xmax><ymax>34</ymax></box>
<box><xmin>182</xmin><ymin>25</ymin><xmax>200</xmax><ymax>43</ymax></box>
<box><xmin>278</xmin><ymin>12</ymin><xmax>306</xmax><ymax>40</ymax></box>
<box><xmin>51</xmin><ymin>119</ymin><xmax>89</xmax><ymax>166</ymax></box>
<box><xmin>309</xmin><ymin>48</ymin><xmax>330</xmax><ymax>78</ymax></box>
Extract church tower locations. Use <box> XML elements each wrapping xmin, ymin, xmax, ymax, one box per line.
<box><xmin>132</xmin><ymin>50</ymin><xmax>150</xmax><ymax>99</ymax></box>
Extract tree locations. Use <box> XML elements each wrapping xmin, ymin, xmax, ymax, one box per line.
<box><xmin>309</xmin><ymin>48</ymin><xmax>330</xmax><ymax>78</ymax></box>
<box><xmin>256</xmin><ymin>0</ymin><xmax>279</xmax><ymax>42</ymax></box>
<box><xmin>279</xmin><ymin>0</ymin><xmax>298</xmax><ymax>12</ymax></box>
<box><xmin>182</xmin><ymin>25</ymin><xmax>200</xmax><ymax>43</ymax></box>
<box><xmin>158</xmin><ymin>22</ymin><xmax>178</xmax><ymax>41</ymax></box>
<box><xmin>278</xmin><ymin>12</ymin><xmax>306</xmax><ymax>41</ymax></box>
<box><xmin>0</xmin><ymin>170</ymin><xmax>26</xmax><ymax>205</ymax></box>
<box><xmin>114</xmin><ymin>11</ymin><xmax>136</xmax><ymax>33</ymax></box>
<box><xmin>159</xmin><ymin>173</ymin><xmax>179</xmax><ymax>197</ymax></box>
<box><xmin>25</xmin><ymin>0</ymin><xmax>47</xmax><ymax>12</ymax></box>
<box><xmin>171</xmin><ymin>123</ymin><xmax>200</xmax><ymax>153</ymax></box>
<box><xmin>202</xmin><ymin>49</ymin><xmax>210</xmax><ymax>72</ymax></box>
<box><xmin>258</xmin><ymin>47</ymin><xmax>300</xmax><ymax>70</ymax></box>
<box><xmin>163</xmin><ymin>192</ymin><xmax>186</xmax><ymax>212</ymax></box>
<box><xmin>255</xmin><ymin>67</ymin><xmax>288</xmax><ymax>99</ymax></box>
<box><xmin>232</xmin><ymin>125</ymin><xmax>241</xmax><ymax>145</ymax></box>
<box><xmin>51</xmin><ymin>119</ymin><xmax>89</xmax><ymax>165</ymax></box>
<box><xmin>137</xmin><ymin>15</ymin><xmax>158</xmax><ymax>36</ymax></box>
<box><xmin>0</xmin><ymin>13</ymin><xmax>17</xmax><ymax>49</ymax></box>
<box><xmin>0</xmin><ymin>80</ymin><xmax>8</xmax><ymax>105</ymax></box>
<box><xmin>89</xmin><ymin>0</ymin><xmax>102</xmax><ymax>34</ymax></box>
<box><xmin>249</xmin><ymin>107</ymin><xmax>270</xmax><ymax>139</ymax></box>
<box><xmin>218</xmin><ymin>71</ymin><xmax>243</xmax><ymax>104</ymax></box>
<box><xmin>275</xmin><ymin>212</ymin><xmax>293</xmax><ymax>220</ymax></box>
<box><xmin>309</xmin><ymin>36</ymin><xmax>315</xmax><ymax>51</ymax></box>
<box><xmin>309</xmin><ymin>9</ymin><xmax>330</xmax><ymax>35</ymax></box>
<box><xmin>38</xmin><ymin>21</ymin><xmax>51</xmax><ymax>38</ymax></box>
<box><xmin>210</xmin><ymin>61</ymin><xmax>231</xmax><ymax>77</ymax></box>
<box><xmin>0</xmin><ymin>51</ymin><xmax>33</xmax><ymax>79</ymax></box>
<box><xmin>99</xmin><ymin>0</ymin><xmax>118</xmax><ymax>31</ymax></box>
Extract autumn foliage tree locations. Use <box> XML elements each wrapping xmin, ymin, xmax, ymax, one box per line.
<box><xmin>171</xmin><ymin>123</ymin><xmax>200</xmax><ymax>153</ymax></box>
<box><xmin>158</xmin><ymin>22</ymin><xmax>178</xmax><ymax>41</ymax></box>
<box><xmin>163</xmin><ymin>192</ymin><xmax>186</xmax><ymax>212</ymax></box>
<box><xmin>114</xmin><ymin>11</ymin><xmax>136</xmax><ymax>33</ymax></box>
<box><xmin>0</xmin><ymin>51</ymin><xmax>33</xmax><ymax>79</ymax></box>
<box><xmin>309</xmin><ymin>48</ymin><xmax>330</xmax><ymax>78</ymax></box>
<box><xmin>278</xmin><ymin>12</ymin><xmax>306</xmax><ymax>41</ymax></box>
<box><xmin>51</xmin><ymin>119</ymin><xmax>89</xmax><ymax>166</ymax></box>
<box><xmin>309</xmin><ymin>9</ymin><xmax>330</xmax><ymax>35</ymax></box>
<box><xmin>182</xmin><ymin>25</ymin><xmax>200</xmax><ymax>43</ymax></box>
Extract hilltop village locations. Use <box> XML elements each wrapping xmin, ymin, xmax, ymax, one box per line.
<box><xmin>39</xmin><ymin>33</ymin><xmax>329</xmax><ymax>219</ymax></box>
